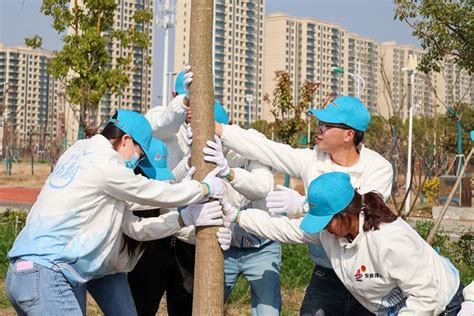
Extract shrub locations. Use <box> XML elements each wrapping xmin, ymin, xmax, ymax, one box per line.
<box><xmin>0</xmin><ymin>209</ymin><xmax>27</xmax><ymax>276</ymax></box>
<box><xmin>415</xmin><ymin>220</ymin><xmax>473</xmax><ymax>285</ymax></box>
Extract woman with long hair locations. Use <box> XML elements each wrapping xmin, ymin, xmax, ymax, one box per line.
<box><xmin>6</xmin><ymin>110</ymin><xmax>224</xmax><ymax>315</ymax></box>
<box><xmin>224</xmin><ymin>172</ymin><xmax>464</xmax><ymax>315</ymax></box>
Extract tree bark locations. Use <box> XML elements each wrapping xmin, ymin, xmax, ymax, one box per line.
<box><xmin>189</xmin><ymin>0</ymin><xmax>224</xmax><ymax>315</ymax></box>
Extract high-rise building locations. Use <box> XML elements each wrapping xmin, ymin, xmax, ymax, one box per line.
<box><xmin>377</xmin><ymin>42</ymin><xmax>473</xmax><ymax>119</ymax></box>
<box><xmin>174</xmin><ymin>0</ymin><xmax>265</xmax><ymax>125</ymax></box>
<box><xmin>262</xmin><ymin>13</ymin><xmax>379</xmax><ymax>121</ymax></box>
<box><xmin>0</xmin><ymin>44</ymin><xmax>64</xmax><ymax>153</ymax></box>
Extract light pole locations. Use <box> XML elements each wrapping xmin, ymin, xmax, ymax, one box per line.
<box><xmin>331</xmin><ymin>65</ymin><xmax>366</xmax><ymax>99</ymax></box>
<box><xmin>245</xmin><ymin>94</ymin><xmax>253</xmax><ymax>127</ymax></box>
<box><xmin>402</xmin><ymin>54</ymin><xmax>417</xmax><ymax>215</ymax></box>
<box><xmin>307</xmin><ymin>101</ymin><xmax>312</xmax><ymax>148</ymax></box>
<box><xmin>157</xmin><ymin>0</ymin><xmax>175</xmax><ymax>106</ymax></box>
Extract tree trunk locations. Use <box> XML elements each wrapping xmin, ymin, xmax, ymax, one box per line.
<box><xmin>188</xmin><ymin>0</ymin><xmax>224</xmax><ymax>315</ymax></box>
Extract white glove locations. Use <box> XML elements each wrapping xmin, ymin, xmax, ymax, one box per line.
<box><xmin>216</xmin><ymin>227</ymin><xmax>232</xmax><ymax>251</ymax></box>
<box><xmin>184</xmin><ymin>166</ymin><xmax>195</xmax><ymax>181</ymax></box>
<box><xmin>202</xmin><ymin>167</ymin><xmax>225</xmax><ymax>199</ymax></box>
<box><xmin>203</xmin><ymin>135</ymin><xmax>230</xmax><ymax>178</ymax></box>
<box><xmin>222</xmin><ymin>202</ymin><xmax>239</xmax><ymax>224</ymax></box>
<box><xmin>180</xmin><ymin>201</ymin><xmax>223</xmax><ymax>227</ymax></box>
<box><xmin>457</xmin><ymin>301</ymin><xmax>474</xmax><ymax>316</ymax></box>
<box><xmin>265</xmin><ymin>185</ymin><xmax>306</xmax><ymax>215</ymax></box>
<box><xmin>182</xmin><ymin>65</ymin><xmax>193</xmax><ymax>93</ymax></box>
<box><xmin>185</xmin><ymin>125</ymin><xmax>193</xmax><ymax>146</ymax></box>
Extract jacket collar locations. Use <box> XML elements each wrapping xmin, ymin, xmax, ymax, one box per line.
<box><xmin>338</xmin><ymin>212</ymin><xmax>365</xmax><ymax>249</ymax></box>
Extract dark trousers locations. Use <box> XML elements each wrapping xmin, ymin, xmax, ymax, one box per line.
<box><xmin>128</xmin><ymin>236</ymin><xmax>195</xmax><ymax>316</ymax></box>
<box><xmin>300</xmin><ymin>265</ymin><xmax>372</xmax><ymax>316</ymax></box>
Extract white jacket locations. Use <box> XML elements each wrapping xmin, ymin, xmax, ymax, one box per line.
<box><xmin>172</xmin><ymin>131</ymin><xmax>274</xmax><ymax>248</ymax></box>
<box><xmin>238</xmin><ymin>209</ymin><xmax>460</xmax><ymax>315</ymax></box>
<box><xmin>9</xmin><ymin>134</ymin><xmax>204</xmax><ymax>284</ymax></box>
<box><xmin>98</xmin><ymin>208</ymin><xmax>195</xmax><ymax>275</ymax></box>
<box><xmin>145</xmin><ymin>95</ymin><xmax>190</xmax><ymax>170</ymax></box>
<box><xmin>221</xmin><ymin>124</ymin><xmax>393</xmax><ymax>265</ymax></box>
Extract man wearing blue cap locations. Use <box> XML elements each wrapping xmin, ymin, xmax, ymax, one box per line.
<box><xmin>215</xmin><ymin>96</ymin><xmax>393</xmax><ymax>315</ymax></box>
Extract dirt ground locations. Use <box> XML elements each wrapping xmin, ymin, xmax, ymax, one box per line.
<box><xmin>0</xmin><ymin>161</ymin><xmax>51</xmax><ymax>188</ymax></box>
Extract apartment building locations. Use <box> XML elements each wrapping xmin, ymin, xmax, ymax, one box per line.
<box><xmin>262</xmin><ymin>13</ymin><xmax>379</xmax><ymax>121</ymax></box>
<box><xmin>174</xmin><ymin>0</ymin><xmax>265</xmax><ymax>125</ymax></box>
<box><xmin>0</xmin><ymin>44</ymin><xmax>65</xmax><ymax>152</ymax></box>
<box><xmin>378</xmin><ymin>42</ymin><xmax>473</xmax><ymax>119</ymax></box>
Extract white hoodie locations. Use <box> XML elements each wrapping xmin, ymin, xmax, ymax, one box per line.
<box><xmin>238</xmin><ymin>209</ymin><xmax>460</xmax><ymax>315</ymax></box>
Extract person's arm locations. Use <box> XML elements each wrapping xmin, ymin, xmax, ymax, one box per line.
<box><xmin>380</xmin><ymin>229</ymin><xmax>451</xmax><ymax>315</ymax></box>
<box><xmin>237</xmin><ymin>208</ymin><xmax>321</xmax><ymax>245</ymax></box>
<box><xmin>228</xmin><ymin>159</ymin><xmax>274</xmax><ymax>201</ymax></box>
<box><xmin>172</xmin><ymin>155</ymin><xmax>192</xmax><ymax>183</ymax></box>
<box><xmin>121</xmin><ymin>209</ymin><xmax>181</xmax><ymax>241</ymax></box>
<box><xmin>145</xmin><ymin>95</ymin><xmax>188</xmax><ymax>140</ymax></box>
<box><xmin>174</xmin><ymin>225</ymin><xmax>196</xmax><ymax>245</ymax></box>
<box><xmin>218</xmin><ymin>124</ymin><xmax>311</xmax><ymax>178</ymax></box>
<box><xmin>101</xmin><ymin>158</ymin><xmax>206</xmax><ymax>208</ymax></box>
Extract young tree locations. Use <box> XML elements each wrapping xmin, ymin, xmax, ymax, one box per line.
<box><xmin>269</xmin><ymin>70</ymin><xmax>320</xmax><ymax>146</ymax></box>
<box><xmin>26</xmin><ymin>0</ymin><xmax>153</xmax><ymax>139</ymax></box>
<box><xmin>394</xmin><ymin>0</ymin><xmax>474</xmax><ymax>74</ymax></box>
<box><xmin>187</xmin><ymin>0</ymin><xmax>224</xmax><ymax>314</ymax></box>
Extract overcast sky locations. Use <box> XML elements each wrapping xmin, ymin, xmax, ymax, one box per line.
<box><xmin>0</xmin><ymin>0</ymin><xmax>419</xmax><ymax>104</ymax></box>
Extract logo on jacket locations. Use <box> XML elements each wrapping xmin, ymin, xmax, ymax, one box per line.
<box><xmin>354</xmin><ymin>265</ymin><xmax>382</xmax><ymax>282</ymax></box>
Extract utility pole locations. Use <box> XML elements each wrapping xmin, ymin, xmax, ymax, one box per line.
<box><xmin>157</xmin><ymin>0</ymin><xmax>175</xmax><ymax>106</ymax></box>
<box><xmin>188</xmin><ymin>0</ymin><xmax>224</xmax><ymax>314</ymax></box>
<box><xmin>246</xmin><ymin>94</ymin><xmax>253</xmax><ymax>128</ymax></box>
<box><xmin>402</xmin><ymin>54</ymin><xmax>417</xmax><ymax>216</ymax></box>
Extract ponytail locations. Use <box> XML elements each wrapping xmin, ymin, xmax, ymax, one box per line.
<box><xmin>334</xmin><ymin>191</ymin><xmax>397</xmax><ymax>233</ymax></box>
<box><xmin>361</xmin><ymin>191</ymin><xmax>397</xmax><ymax>232</ymax></box>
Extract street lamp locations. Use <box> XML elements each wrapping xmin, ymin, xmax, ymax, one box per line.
<box><xmin>157</xmin><ymin>0</ymin><xmax>175</xmax><ymax>106</ymax></box>
<box><xmin>245</xmin><ymin>94</ymin><xmax>253</xmax><ymax>127</ymax></box>
<box><xmin>402</xmin><ymin>54</ymin><xmax>418</xmax><ymax>215</ymax></box>
<box><xmin>331</xmin><ymin>63</ymin><xmax>366</xmax><ymax>99</ymax></box>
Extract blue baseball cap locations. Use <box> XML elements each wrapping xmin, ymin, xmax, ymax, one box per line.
<box><xmin>308</xmin><ymin>96</ymin><xmax>371</xmax><ymax>132</ymax></box>
<box><xmin>214</xmin><ymin>100</ymin><xmax>229</xmax><ymax>124</ymax></box>
<box><xmin>108</xmin><ymin>110</ymin><xmax>153</xmax><ymax>156</ymax></box>
<box><xmin>175</xmin><ymin>70</ymin><xmax>187</xmax><ymax>95</ymax></box>
<box><xmin>139</xmin><ymin>138</ymin><xmax>175</xmax><ymax>181</ymax></box>
<box><xmin>300</xmin><ymin>172</ymin><xmax>355</xmax><ymax>234</ymax></box>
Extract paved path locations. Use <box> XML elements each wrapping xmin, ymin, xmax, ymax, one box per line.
<box><xmin>0</xmin><ymin>187</ymin><xmax>40</xmax><ymax>208</ymax></box>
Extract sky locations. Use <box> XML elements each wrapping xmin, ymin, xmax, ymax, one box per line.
<box><xmin>0</xmin><ymin>0</ymin><xmax>419</xmax><ymax>105</ymax></box>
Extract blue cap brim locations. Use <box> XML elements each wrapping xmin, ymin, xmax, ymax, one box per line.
<box><xmin>308</xmin><ymin>108</ymin><xmax>343</xmax><ymax>125</ymax></box>
<box><xmin>138</xmin><ymin>159</ymin><xmax>175</xmax><ymax>181</ymax></box>
<box><xmin>299</xmin><ymin>212</ymin><xmax>334</xmax><ymax>234</ymax></box>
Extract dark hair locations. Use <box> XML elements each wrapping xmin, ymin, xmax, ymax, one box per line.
<box><xmin>121</xmin><ymin>166</ymin><xmax>161</xmax><ymax>257</ymax></box>
<box><xmin>327</xmin><ymin>122</ymin><xmax>365</xmax><ymax>146</ymax></box>
<box><xmin>101</xmin><ymin>112</ymin><xmax>126</xmax><ymax>150</ymax></box>
<box><xmin>353</xmin><ymin>130</ymin><xmax>365</xmax><ymax>146</ymax></box>
<box><xmin>333</xmin><ymin>191</ymin><xmax>397</xmax><ymax>232</ymax></box>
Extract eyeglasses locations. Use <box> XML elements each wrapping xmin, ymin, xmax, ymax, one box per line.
<box><xmin>317</xmin><ymin>122</ymin><xmax>353</xmax><ymax>133</ymax></box>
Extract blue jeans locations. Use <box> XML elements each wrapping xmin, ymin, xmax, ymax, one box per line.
<box><xmin>224</xmin><ymin>241</ymin><xmax>281</xmax><ymax>316</ymax></box>
<box><xmin>6</xmin><ymin>260</ymin><xmax>84</xmax><ymax>316</ymax></box>
<box><xmin>300</xmin><ymin>265</ymin><xmax>372</xmax><ymax>316</ymax></box>
<box><xmin>73</xmin><ymin>273</ymin><xmax>138</xmax><ymax>316</ymax></box>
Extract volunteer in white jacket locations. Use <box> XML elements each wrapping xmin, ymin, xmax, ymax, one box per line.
<box><xmin>225</xmin><ymin>172</ymin><xmax>464</xmax><ymax>315</ymax></box>
<box><xmin>76</xmin><ymin>138</ymin><xmax>228</xmax><ymax>316</ymax></box>
<box><xmin>145</xmin><ymin>66</ymin><xmax>230</xmax><ymax>170</ymax></box>
<box><xmin>204</xmin><ymin>135</ymin><xmax>280</xmax><ymax>315</ymax></box>
<box><xmin>216</xmin><ymin>96</ymin><xmax>393</xmax><ymax>315</ymax></box>
<box><xmin>6</xmin><ymin>110</ymin><xmax>224</xmax><ymax>316</ymax></box>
